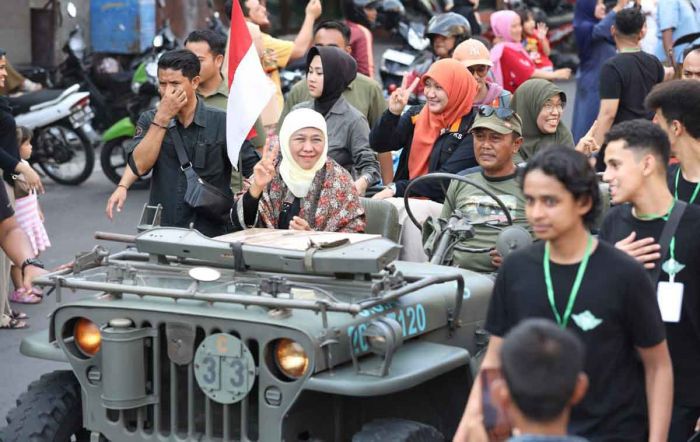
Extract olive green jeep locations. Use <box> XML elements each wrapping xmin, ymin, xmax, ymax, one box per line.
<box><xmin>1</xmin><ymin>213</ymin><xmax>494</xmax><ymax>441</ymax></box>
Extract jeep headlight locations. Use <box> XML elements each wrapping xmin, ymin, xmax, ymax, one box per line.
<box><xmin>362</xmin><ymin>317</ymin><xmax>404</xmax><ymax>355</ymax></box>
<box><xmin>74</xmin><ymin>318</ymin><xmax>101</xmax><ymax>356</ymax></box>
<box><xmin>274</xmin><ymin>339</ymin><xmax>308</xmax><ymax>379</ymax></box>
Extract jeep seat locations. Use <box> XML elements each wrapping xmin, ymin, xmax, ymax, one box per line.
<box><xmin>361</xmin><ymin>198</ymin><xmax>401</xmax><ymax>243</ymax></box>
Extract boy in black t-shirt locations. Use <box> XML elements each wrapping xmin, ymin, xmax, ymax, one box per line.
<box><xmin>645</xmin><ymin>80</ymin><xmax>700</xmax><ymax>206</ymax></box>
<box><xmin>599</xmin><ymin>119</ymin><xmax>700</xmax><ymax>441</ymax></box>
<box><xmin>592</xmin><ymin>7</ymin><xmax>665</xmax><ymax>147</ymax></box>
<box><xmin>454</xmin><ymin>147</ymin><xmax>672</xmax><ymax>442</ymax></box>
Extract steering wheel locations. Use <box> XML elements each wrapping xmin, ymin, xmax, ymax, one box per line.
<box><xmin>403</xmin><ymin>172</ymin><xmax>514</xmax><ymax>231</ymax></box>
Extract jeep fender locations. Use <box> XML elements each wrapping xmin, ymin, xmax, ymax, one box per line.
<box><xmin>304</xmin><ymin>341</ymin><xmax>469</xmax><ymax>396</ymax></box>
<box><xmin>19</xmin><ymin>329</ymin><xmax>69</xmax><ymax>363</ymax></box>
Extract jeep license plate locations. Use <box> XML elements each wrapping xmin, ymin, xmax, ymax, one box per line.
<box><xmin>194</xmin><ymin>333</ymin><xmax>256</xmax><ymax>404</ymax></box>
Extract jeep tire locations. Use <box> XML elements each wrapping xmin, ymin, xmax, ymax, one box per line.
<box><xmin>1</xmin><ymin>370</ymin><xmax>90</xmax><ymax>442</ymax></box>
<box><xmin>352</xmin><ymin>418</ymin><xmax>445</xmax><ymax>442</ymax></box>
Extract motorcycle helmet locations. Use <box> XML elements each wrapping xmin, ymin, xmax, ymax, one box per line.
<box><xmin>343</xmin><ymin>0</ymin><xmax>382</xmax><ymax>28</ymax></box>
<box><xmin>426</xmin><ymin>13</ymin><xmax>472</xmax><ymax>56</ymax></box>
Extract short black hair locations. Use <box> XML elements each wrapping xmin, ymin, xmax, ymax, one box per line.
<box><xmin>501</xmin><ymin>319</ymin><xmax>585</xmax><ymax>422</ymax></box>
<box><xmin>314</xmin><ymin>20</ymin><xmax>352</xmax><ymax>46</ymax></box>
<box><xmin>614</xmin><ymin>7</ymin><xmax>645</xmax><ymax>37</ymax></box>
<box><xmin>645</xmin><ymin>80</ymin><xmax>700</xmax><ymax>140</ymax></box>
<box><xmin>521</xmin><ymin>146</ymin><xmax>601</xmax><ymax>229</ymax></box>
<box><xmin>238</xmin><ymin>0</ymin><xmax>250</xmax><ymax>16</ymax></box>
<box><xmin>185</xmin><ymin>29</ymin><xmax>227</xmax><ymax>57</ymax></box>
<box><xmin>604</xmin><ymin>119</ymin><xmax>671</xmax><ymax>170</ymax></box>
<box><xmin>157</xmin><ymin>49</ymin><xmax>201</xmax><ymax>81</ymax></box>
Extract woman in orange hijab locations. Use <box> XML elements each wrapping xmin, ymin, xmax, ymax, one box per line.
<box><xmin>370</xmin><ymin>58</ymin><xmax>478</xmax><ymax>261</ymax></box>
<box><xmin>370</xmin><ymin>58</ymin><xmax>478</xmax><ymax>201</ymax></box>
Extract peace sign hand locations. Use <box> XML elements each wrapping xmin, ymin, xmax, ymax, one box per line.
<box><xmin>389</xmin><ymin>75</ymin><xmax>420</xmax><ymax>116</ymax></box>
<box><xmin>249</xmin><ymin>135</ymin><xmax>280</xmax><ymax>199</ymax></box>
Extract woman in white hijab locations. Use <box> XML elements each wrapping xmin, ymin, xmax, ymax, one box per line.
<box><xmin>232</xmin><ymin>108</ymin><xmax>366</xmax><ymax>233</ymax></box>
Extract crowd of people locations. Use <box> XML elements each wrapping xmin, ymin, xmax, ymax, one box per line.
<box><xmin>1</xmin><ymin>0</ymin><xmax>700</xmax><ymax>439</ymax></box>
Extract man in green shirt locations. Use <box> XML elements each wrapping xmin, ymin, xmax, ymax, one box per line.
<box><xmin>279</xmin><ymin>20</ymin><xmax>393</xmax><ymax>183</ymax></box>
<box><xmin>423</xmin><ymin>107</ymin><xmax>531</xmax><ymax>273</ymax></box>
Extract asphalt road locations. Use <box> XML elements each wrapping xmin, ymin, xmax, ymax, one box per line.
<box><xmin>0</xmin><ymin>78</ymin><xmax>577</xmax><ymax>423</ymax></box>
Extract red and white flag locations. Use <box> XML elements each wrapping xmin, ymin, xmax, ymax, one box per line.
<box><xmin>226</xmin><ymin>1</ymin><xmax>274</xmax><ymax>167</ymax></box>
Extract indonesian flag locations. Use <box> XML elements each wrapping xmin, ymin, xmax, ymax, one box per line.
<box><xmin>226</xmin><ymin>1</ymin><xmax>274</xmax><ymax>167</ymax></box>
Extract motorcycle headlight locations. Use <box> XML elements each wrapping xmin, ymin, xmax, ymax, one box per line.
<box><xmin>274</xmin><ymin>339</ymin><xmax>308</xmax><ymax>379</ymax></box>
<box><xmin>74</xmin><ymin>318</ymin><xmax>101</xmax><ymax>356</ymax></box>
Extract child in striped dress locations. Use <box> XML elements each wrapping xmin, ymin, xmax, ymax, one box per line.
<box><xmin>9</xmin><ymin>127</ymin><xmax>50</xmax><ymax>304</ymax></box>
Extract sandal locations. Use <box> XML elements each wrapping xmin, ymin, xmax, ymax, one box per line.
<box><xmin>0</xmin><ymin>315</ymin><xmax>27</xmax><ymax>330</ymax></box>
<box><xmin>9</xmin><ymin>288</ymin><xmax>42</xmax><ymax>304</ymax></box>
<box><xmin>9</xmin><ymin>309</ymin><xmax>28</xmax><ymax>320</ymax></box>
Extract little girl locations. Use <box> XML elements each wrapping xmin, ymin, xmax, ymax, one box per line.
<box><xmin>9</xmin><ymin>127</ymin><xmax>50</xmax><ymax>304</ymax></box>
<box><xmin>520</xmin><ymin>9</ymin><xmax>554</xmax><ymax>71</ymax></box>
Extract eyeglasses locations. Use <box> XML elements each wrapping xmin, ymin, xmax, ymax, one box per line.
<box><xmin>467</xmin><ymin>64</ymin><xmax>489</xmax><ymax>75</ymax></box>
<box><xmin>542</xmin><ymin>101</ymin><xmax>565</xmax><ymax>113</ymax></box>
<box><xmin>477</xmin><ymin>105</ymin><xmax>515</xmax><ymax>120</ymax></box>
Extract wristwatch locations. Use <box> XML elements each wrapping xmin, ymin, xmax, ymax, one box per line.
<box><xmin>387</xmin><ymin>183</ymin><xmax>397</xmax><ymax>195</ymax></box>
<box><xmin>21</xmin><ymin>258</ymin><xmax>45</xmax><ymax>274</ymax></box>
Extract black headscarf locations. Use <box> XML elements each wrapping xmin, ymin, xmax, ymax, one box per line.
<box><xmin>306</xmin><ymin>46</ymin><xmax>357</xmax><ymax>117</ymax></box>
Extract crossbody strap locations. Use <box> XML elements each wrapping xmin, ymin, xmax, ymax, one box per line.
<box><xmin>650</xmin><ymin>200</ymin><xmax>687</xmax><ymax>283</ymax></box>
<box><xmin>168</xmin><ymin>125</ymin><xmax>192</xmax><ymax>170</ymax></box>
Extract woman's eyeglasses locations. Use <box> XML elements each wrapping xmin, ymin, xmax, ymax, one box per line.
<box><xmin>467</xmin><ymin>64</ymin><xmax>490</xmax><ymax>75</ymax></box>
<box><xmin>477</xmin><ymin>105</ymin><xmax>515</xmax><ymax>120</ymax></box>
<box><xmin>542</xmin><ymin>100</ymin><xmax>565</xmax><ymax>113</ymax></box>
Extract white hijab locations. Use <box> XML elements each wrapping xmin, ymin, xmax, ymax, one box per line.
<box><xmin>278</xmin><ymin>108</ymin><xmax>328</xmax><ymax>198</ymax></box>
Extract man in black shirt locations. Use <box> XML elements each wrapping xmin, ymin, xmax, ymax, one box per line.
<box><xmin>592</xmin><ymin>7</ymin><xmax>665</xmax><ymax>147</ymax></box>
<box><xmin>454</xmin><ymin>147</ymin><xmax>672</xmax><ymax>442</ymax></box>
<box><xmin>645</xmin><ymin>80</ymin><xmax>700</xmax><ymax>206</ymax></box>
<box><xmin>127</xmin><ymin>50</ymin><xmax>232</xmax><ymax>237</ymax></box>
<box><xmin>599</xmin><ymin>119</ymin><xmax>700</xmax><ymax>441</ymax></box>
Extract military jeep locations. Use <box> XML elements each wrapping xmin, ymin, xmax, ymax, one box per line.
<box><xmin>1</xmin><ymin>225</ymin><xmax>493</xmax><ymax>441</ymax></box>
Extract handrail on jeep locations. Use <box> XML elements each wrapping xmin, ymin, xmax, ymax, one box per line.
<box><xmin>33</xmin><ymin>249</ymin><xmax>465</xmax><ymax>331</ymax></box>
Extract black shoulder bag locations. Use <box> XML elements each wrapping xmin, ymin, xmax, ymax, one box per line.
<box><xmin>170</xmin><ymin>127</ymin><xmax>232</xmax><ymax>222</ymax></box>
<box><xmin>649</xmin><ymin>200</ymin><xmax>687</xmax><ymax>283</ymax></box>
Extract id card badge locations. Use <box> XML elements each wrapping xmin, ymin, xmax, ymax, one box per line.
<box><xmin>657</xmin><ymin>281</ymin><xmax>684</xmax><ymax>323</ymax></box>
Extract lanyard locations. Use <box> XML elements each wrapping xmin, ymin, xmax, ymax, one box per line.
<box><xmin>674</xmin><ymin>168</ymin><xmax>700</xmax><ymax>205</ymax></box>
<box><xmin>543</xmin><ymin>235</ymin><xmax>593</xmax><ymax>329</ymax></box>
<box><xmin>635</xmin><ymin>200</ymin><xmax>677</xmax><ymax>265</ymax></box>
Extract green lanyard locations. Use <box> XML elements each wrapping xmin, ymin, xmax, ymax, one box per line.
<box><xmin>634</xmin><ymin>200</ymin><xmax>677</xmax><ymax>265</ymax></box>
<box><xmin>543</xmin><ymin>235</ymin><xmax>593</xmax><ymax>329</ymax></box>
<box><xmin>674</xmin><ymin>168</ymin><xmax>700</xmax><ymax>205</ymax></box>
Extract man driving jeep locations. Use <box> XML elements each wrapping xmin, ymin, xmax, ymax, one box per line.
<box><xmin>423</xmin><ymin>106</ymin><xmax>531</xmax><ymax>273</ymax></box>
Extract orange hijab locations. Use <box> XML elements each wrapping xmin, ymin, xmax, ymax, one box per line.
<box><xmin>408</xmin><ymin>59</ymin><xmax>478</xmax><ymax>178</ymax></box>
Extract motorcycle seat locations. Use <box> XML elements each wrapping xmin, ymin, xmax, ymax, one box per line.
<box><xmin>7</xmin><ymin>89</ymin><xmax>65</xmax><ymax>115</ymax></box>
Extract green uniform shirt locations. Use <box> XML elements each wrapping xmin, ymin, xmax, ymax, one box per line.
<box><xmin>427</xmin><ymin>170</ymin><xmax>531</xmax><ymax>273</ymax></box>
<box><xmin>280</xmin><ymin>73</ymin><xmax>386</xmax><ymax>129</ymax></box>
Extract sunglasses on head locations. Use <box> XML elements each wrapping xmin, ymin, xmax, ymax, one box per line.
<box><xmin>477</xmin><ymin>105</ymin><xmax>515</xmax><ymax>120</ymax></box>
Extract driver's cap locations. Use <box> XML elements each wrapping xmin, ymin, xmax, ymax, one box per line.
<box><xmin>470</xmin><ymin>111</ymin><xmax>523</xmax><ymax>136</ymax></box>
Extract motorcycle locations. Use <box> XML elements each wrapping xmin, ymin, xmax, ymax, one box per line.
<box><xmin>99</xmin><ymin>25</ymin><xmax>176</xmax><ymax>189</ymax></box>
<box><xmin>379</xmin><ymin>18</ymin><xmax>433</xmax><ymax>99</ymax></box>
<box><xmin>8</xmin><ymin>84</ymin><xmax>97</xmax><ymax>185</ymax></box>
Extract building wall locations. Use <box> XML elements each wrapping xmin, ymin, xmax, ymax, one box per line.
<box><xmin>0</xmin><ymin>1</ymin><xmax>32</xmax><ymax>63</ymax></box>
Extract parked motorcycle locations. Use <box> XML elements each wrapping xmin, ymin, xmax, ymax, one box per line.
<box><xmin>8</xmin><ymin>85</ymin><xmax>97</xmax><ymax>185</ymax></box>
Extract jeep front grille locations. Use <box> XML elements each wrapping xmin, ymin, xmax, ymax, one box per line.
<box><xmin>105</xmin><ymin>322</ymin><xmax>259</xmax><ymax>441</ymax></box>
